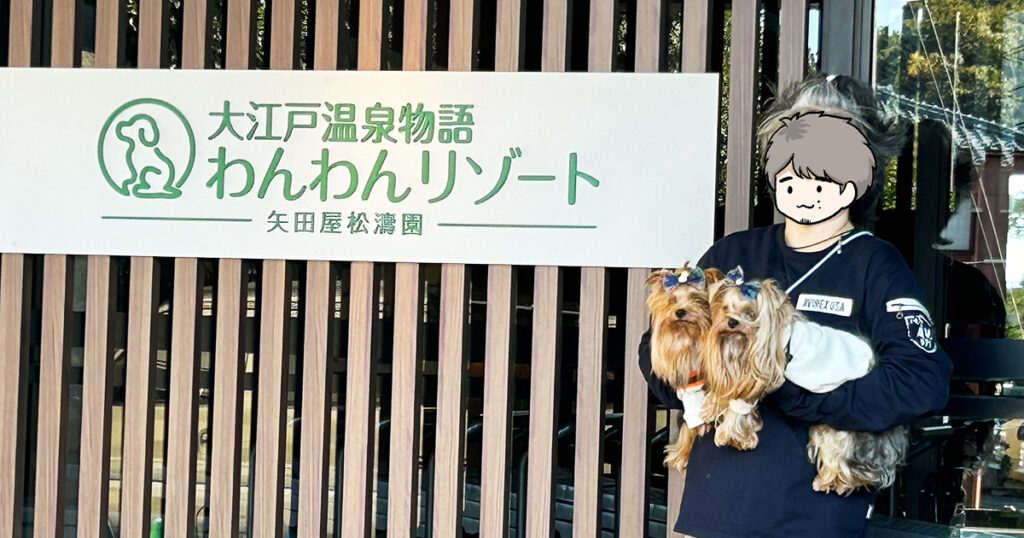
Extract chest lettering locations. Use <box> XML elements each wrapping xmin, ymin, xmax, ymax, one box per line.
<box><xmin>795</xmin><ymin>294</ymin><xmax>854</xmax><ymax>317</ymax></box>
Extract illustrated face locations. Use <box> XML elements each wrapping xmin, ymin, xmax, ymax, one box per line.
<box><xmin>773</xmin><ymin>163</ymin><xmax>856</xmax><ymax>224</ymax></box>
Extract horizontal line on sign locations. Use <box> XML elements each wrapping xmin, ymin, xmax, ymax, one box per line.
<box><xmin>101</xmin><ymin>216</ymin><xmax>253</xmax><ymax>223</ymax></box>
<box><xmin>437</xmin><ymin>223</ymin><xmax>597</xmax><ymax>229</ymax></box>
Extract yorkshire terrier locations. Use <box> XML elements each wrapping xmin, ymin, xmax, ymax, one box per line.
<box><xmin>645</xmin><ymin>264</ymin><xmax>721</xmax><ymax>472</ymax></box>
<box><xmin>702</xmin><ymin>267</ymin><xmax>907</xmax><ymax>495</ymax></box>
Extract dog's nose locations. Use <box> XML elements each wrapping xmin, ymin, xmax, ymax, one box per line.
<box><xmin>728</xmin><ymin>318</ymin><xmax>739</xmax><ymax>329</ymax></box>
<box><xmin>675</xmin><ymin>309</ymin><xmax>687</xmax><ymax>319</ymax></box>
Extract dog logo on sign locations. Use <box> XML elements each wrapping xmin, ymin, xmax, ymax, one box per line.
<box><xmin>97</xmin><ymin>98</ymin><xmax>196</xmax><ymax>199</ymax></box>
<box><xmin>904</xmin><ymin>313</ymin><xmax>936</xmax><ymax>353</ymax></box>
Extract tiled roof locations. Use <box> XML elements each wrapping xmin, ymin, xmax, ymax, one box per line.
<box><xmin>877</xmin><ymin>86</ymin><xmax>1024</xmax><ymax>165</ymax></box>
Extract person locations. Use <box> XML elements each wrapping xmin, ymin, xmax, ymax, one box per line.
<box><xmin>638</xmin><ymin>74</ymin><xmax>953</xmax><ymax>537</ymax></box>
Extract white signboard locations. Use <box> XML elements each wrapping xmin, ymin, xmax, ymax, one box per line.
<box><xmin>0</xmin><ymin>68</ymin><xmax>718</xmax><ymax>268</ymax></box>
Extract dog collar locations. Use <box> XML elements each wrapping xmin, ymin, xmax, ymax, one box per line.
<box><xmin>728</xmin><ymin>399</ymin><xmax>755</xmax><ymax>415</ymax></box>
<box><xmin>673</xmin><ymin>369</ymin><xmax>703</xmax><ymax>392</ymax></box>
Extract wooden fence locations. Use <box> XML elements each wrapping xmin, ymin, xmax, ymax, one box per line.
<box><xmin>0</xmin><ymin>1</ymin><xmax>817</xmax><ymax>537</ymax></box>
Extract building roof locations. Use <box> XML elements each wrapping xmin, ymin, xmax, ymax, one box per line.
<box><xmin>877</xmin><ymin>86</ymin><xmax>1024</xmax><ymax>165</ymax></box>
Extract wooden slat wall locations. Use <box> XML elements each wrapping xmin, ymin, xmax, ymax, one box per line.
<box><xmin>209</xmin><ymin>259</ymin><xmax>247</xmax><ymax>538</ymax></box>
<box><xmin>724</xmin><ymin>0</ymin><xmax>761</xmax><ymax>234</ymax></box>
<box><xmin>525</xmin><ymin>268</ymin><xmax>563</xmax><ymax>538</ymax></box>
<box><xmin>572</xmin><ymin>3</ymin><xmax>614</xmax><ymax>537</ymax></box>
<box><xmin>121</xmin><ymin>257</ymin><xmax>159</xmax><ymax>538</ymax></box>
<box><xmin>526</xmin><ymin>3</ymin><xmax>568</xmax><ymax>536</ymax></box>
<box><xmin>297</xmin><ymin>5</ymin><xmax>341</xmax><ymax>536</ymax></box>
<box><xmin>164</xmin><ymin>258</ymin><xmax>202</xmax><ymax>538</ymax></box>
<box><xmin>621</xmin><ymin>2</ymin><xmax>663</xmax><ymax>536</ymax></box>
<box><xmin>386</xmin><ymin>262</ymin><xmax>423</xmax><ymax>538</ymax></box>
<box><xmin>480</xmin><ymin>264</ymin><xmax>515</xmax><ymax>538</ymax></box>
<box><xmin>385</xmin><ymin>4</ymin><xmax>428</xmax><ymax>537</ymax></box>
<box><xmin>340</xmin><ymin>261</ymin><xmax>378</xmax><ymax>538</ymax></box>
<box><xmin>0</xmin><ymin>255</ymin><xmax>29</xmax><ymax>538</ymax></box>
<box><xmin>298</xmin><ymin>261</ymin><xmax>332</xmax><ymax>538</ymax></box>
<box><xmin>778</xmin><ymin>0</ymin><xmax>808</xmax><ymax>91</ymax></box>
<box><xmin>253</xmin><ymin>259</ymin><xmax>290</xmax><ymax>538</ymax></box>
<box><xmin>2</xmin><ymin>25</ymin><xmax>38</xmax><ymax>538</ymax></box>
<box><xmin>431</xmin><ymin>262</ymin><xmax>469</xmax><ymax>537</ymax></box>
<box><xmin>479</xmin><ymin>5</ymin><xmax>521</xmax><ymax>538</ymax></box>
<box><xmin>163</xmin><ymin>6</ymin><xmax>208</xmax><ymax>535</ymax></box>
<box><xmin>79</xmin><ymin>257</ymin><xmax>115</xmax><ymax>538</ymax></box>
<box><xmin>0</xmin><ymin>4</ymin><xmax>795</xmax><ymax>538</ymax></box>
<box><xmin>78</xmin><ymin>4</ymin><xmax>121</xmax><ymax>536</ymax></box>
<box><xmin>431</xmin><ymin>4</ymin><xmax>474</xmax><ymax>536</ymax></box>
<box><xmin>33</xmin><ymin>255</ymin><xmax>74</xmax><ymax>538</ymax></box>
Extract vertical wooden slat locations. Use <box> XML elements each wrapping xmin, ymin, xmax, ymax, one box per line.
<box><xmin>183</xmin><ymin>0</ymin><xmax>209</xmax><ymax>69</ymax></box>
<box><xmin>529</xmin><ymin>6</ymin><xmax>569</xmax><ymax>537</ymax></box>
<box><xmin>724</xmin><ymin>0</ymin><xmax>760</xmax><ymax>234</ymax></box>
<box><xmin>340</xmin><ymin>261</ymin><xmax>378</xmax><ymax>538</ymax></box>
<box><xmin>386</xmin><ymin>264</ymin><xmax>423</xmax><ymax>538</ymax></box>
<box><xmin>314</xmin><ymin>0</ymin><xmax>340</xmax><ymax>69</ymax></box>
<box><xmin>624</xmin><ymin>4</ymin><xmax>661</xmax><ymax>536</ymax></box>
<box><xmin>620</xmin><ymin>268</ymin><xmax>652</xmax><ymax>537</ymax></box>
<box><xmin>209</xmin><ymin>259</ymin><xmax>246</xmax><ymax>538</ymax></box>
<box><xmin>8</xmin><ymin>0</ymin><xmax>38</xmax><ymax>66</ymax></box>
<box><xmin>357</xmin><ymin>0</ymin><xmax>383</xmax><ymax>70</ymax></box>
<box><xmin>137</xmin><ymin>0</ymin><xmax>164</xmax><ymax>67</ymax></box>
<box><xmin>571</xmin><ymin>3</ymin><xmax>614</xmax><ymax>536</ymax></box>
<box><xmin>573</xmin><ymin>268</ymin><xmax>608</xmax><ymax>538</ymax></box>
<box><xmin>403</xmin><ymin>0</ymin><xmax>428</xmax><ymax>70</ymax></box>
<box><xmin>681</xmin><ymin>0</ymin><xmax>710</xmax><ymax>73</ymax></box>
<box><xmin>78</xmin><ymin>257</ymin><xmax>115</xmax><ymax>538</ymax></box>
<box><xmin>297</xmin><ymin>261</ymin><xmax>332</xmax><ymax>538</ymax></box>
<box><xmin>0</xmin><ymin>254</ymin><xmax>28</xmax><ymax>538</ymax></box>
<box><xmin>494</xmin><ymin>0</ymin><xmax>522</xmax><ymax>72</ymax></box>
<box><xmin>51</xmin><ymin>0</ymin><xmax>80</xmax><ymax>67</ymax></box>
<box><xmin>449</xmin><ymin>0</ymin><xmax>473</xmax><ymax>70</ymax></box>
<box><xmin>635</xmin><ymin>0</ymin><xmax>662</xmax><ymax>73</ymax></box>
<box><xmin>479</xmin><ymin>6</ymin><xmax>520</xmax><ymax>537</ymax></box>
<box><xmin>525</xmin><ymin>266</ymin><xmax>563</xmax><ymax>538</ymax></box>
<box><xmin>253</xmin><ymin>260</ymin><xmax>289</xmax><ymax>538</ymax></box>
<box><xmin>165</xmin><ymin>259</ymin><xmax>202</xmax><ymax>538</ymax></box>
<box><xmin>778</xmin><ymin>0</ymin><xmax>807</xmax><ymax>91</ymax></box>
<box><xmin>270</xmin><ymin>0</ymin><xmax>298</xmax><ymax>69</ymax></box>
<box><xmin>587</xmin><ymin>0</ymin><xmax>613</xmax><ymax>72</ymax></box>
<box><xmin>121</xmin><ymin>257</ymin><xmax>159</xmax><ymax>538</ymax></box>
<box><xmin>432</xmin><ymin>264</ymin><xmax>469</xmax><ymax>537</ymax></box>
<box><xmin>381</xmin><ymin>7</ymin><xmax>429</xmax><ymax>535</ymax></box>
<box><xmin>541</xmin><ymin>0</ymin><xmax>568</xmax><ymax>72</ymax></box>
<box><xmin>297</xmin><ymin>5</ymin><xmax>340</xmax><ymax>535</ymax></box>
<box><xmin>95</xmin><ymin>0</ymin><xmax>124</xmax><ymax>68</ymax></box>
<box><xmin>676</xmin><ymin>3</ymin><xmax>711</xmax><ymax>529</ymax></box>
<box><xmin>226</xmin><ymin>0</ymin><xmax>255</xmax><ymax>69</ymax></box>
<box><xmin>431</xmin><ymin>6</ymin><xmax>475</xmax><ymax>534</ymax></box>
<box><xmin>480</xmin><ymin>266</ymin><xmax>514</xmax><ymax>538</ymax></box>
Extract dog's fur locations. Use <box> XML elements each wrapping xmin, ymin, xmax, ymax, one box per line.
<box><xmin>703</xmin><ymin>275</ymin><xmax>907</xmax><ymax>495</ymax></box>
<box><xmin>645</xmin><ymin>266</ymin><xmax>721</xmax><ymax>472</ymax></box>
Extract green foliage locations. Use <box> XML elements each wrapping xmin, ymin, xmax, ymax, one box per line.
<box><xmin>875</xmin><ymin>0</ymin><xmax>1024</xmax><ymax>126</ymax></box>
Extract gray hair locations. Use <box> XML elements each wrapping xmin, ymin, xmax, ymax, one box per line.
<box><xmin>763</xmin><ymin>111</ymin><xmax>874</xmax><ymax>199</ymax></box>
<box><xmin>758</xmin><ymin>74</ymin><xmax>906</xmax><ymax>222</ymax></box>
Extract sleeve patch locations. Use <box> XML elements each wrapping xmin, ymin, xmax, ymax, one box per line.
<box><xmin>886</xmin><ymin>298</ymin><xmax>937</xmax><ymax>353</ymax></box>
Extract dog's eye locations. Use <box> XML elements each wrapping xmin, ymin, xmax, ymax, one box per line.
<box><xmin>668</xmin><ymin>297</ymin><xmax>676</xmax><ymax>305</ymax></box>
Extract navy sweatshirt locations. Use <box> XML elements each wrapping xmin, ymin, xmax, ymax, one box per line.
<box><xmin>638</xmin><ymin>224</ymin><xmax>952</xmax><ymax>538</ymax></box>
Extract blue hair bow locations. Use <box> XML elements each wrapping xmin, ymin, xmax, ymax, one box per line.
<box><xmin>727</xmin><ymin>266</ymin><xmax>760</xmax><ymax>299</ymax></box>
<box><xmin>740</xmin><ymin>281</ymin><xmax>761</xmax><ymax>299</ymax></box>
<box><xmin>662</xmin><ymin>266</ymin><xmax>705</xmax><ymax>289</ymax></box>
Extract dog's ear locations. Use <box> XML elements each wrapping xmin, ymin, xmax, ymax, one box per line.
<box><xmin>704</xmin><ymin>268</ymin><xmax>724</xmax><ymax>287</ymax></box>
<box><xmin>646</xmin><ymin>269</ymin><xmax>670</xmax><ymax>292</ymax></box>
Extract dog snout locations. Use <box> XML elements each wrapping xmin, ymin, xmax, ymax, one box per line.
<box><xmin>727</xmin><ymin>318</ymin><xmax>739</xmax><ymax>329</ymax></box>
<box><xmin>675</xmin><ymin>308</ymin><xmax>687</xmax><ymax>319</ymax></box>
